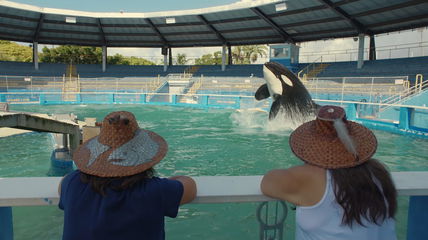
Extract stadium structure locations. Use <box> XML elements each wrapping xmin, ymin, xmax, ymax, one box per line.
<box><xmin>0</xmin><ymin>0</ymin><xmax>428</xmax><ymax>240</ymax></box>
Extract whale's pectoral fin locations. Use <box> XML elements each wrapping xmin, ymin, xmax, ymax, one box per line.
<box><xmin>269</xmin><ymin>100</ymin><xmax>281</xmax><ymax>120</ymax></box>
<box><xmin>255</xmin><ymin>84</ymin><xmax>270</xmax><ymax>100</ymax></box>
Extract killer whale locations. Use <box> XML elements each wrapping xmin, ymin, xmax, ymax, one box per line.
<box><xmin>255</xmin><ymin>61</ymin><xmax>319</xmax><ymax>122</ymax></box>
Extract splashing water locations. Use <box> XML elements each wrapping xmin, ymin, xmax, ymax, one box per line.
<box><xmin>230</xmin><ymin>108</ymin><xmax>313</xmax><ymax>135</ymax></box>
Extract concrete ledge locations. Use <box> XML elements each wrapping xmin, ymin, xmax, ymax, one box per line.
<box><xmin>1</xmin><ymin>172</ymin><xmax>428</xmax><ymax>207</ymax></box>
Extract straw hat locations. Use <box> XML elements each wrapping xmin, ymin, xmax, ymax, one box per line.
<box><xmin>289</xmin><ymin>105</ymin><xmax>377</xmax><ymax>169</ymax></box>
<box><xmin>73</xmin><ymin>111</ymin><xmax>168</xmax><ymax>177</ymax></box>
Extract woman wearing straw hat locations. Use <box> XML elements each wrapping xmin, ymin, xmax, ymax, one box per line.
<box><xmin>58</xmin><ymin>111</ymin><xmax>196</xmax><ymax>240</ymax></box>
<box><xmin>261</xmin><ymin>105</ymin><xmax>397</xmax><ymax>240</ymax></box>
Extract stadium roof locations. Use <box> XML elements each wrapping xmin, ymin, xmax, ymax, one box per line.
<box><xmin>0</xmin><ymin>0</ymin><xmax>427</xmax><ymax>48</ymax></box>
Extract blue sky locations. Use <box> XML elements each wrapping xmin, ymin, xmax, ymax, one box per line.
<box><xmin>10</xmin><ymin>0</ymin><xmax>240</xmax><ymax>12</ymax></box>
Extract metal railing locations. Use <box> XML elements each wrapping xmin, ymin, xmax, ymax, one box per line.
<box><xmin>299</xmin><ymin>41</ymin><xmax>428</xmax><ymax>63</ymax></box>
<box><xmin>305</xmin><ymin>76</ymin><xmax>409</xmax><ymax>103</ymax></box>
<box><xmin>0</xmin><ymin>172</ymin><xmax>428</xmax><ymax>240</ymax></box>
<box><xmin>380</xmin><ymin>76</ymin><xmax>428</xmax><ymax>107</ymax></box>
<box><xmin>297</xmin><ymin>56</ymin><xmax>326</xmax><ymax>81</ymax></box>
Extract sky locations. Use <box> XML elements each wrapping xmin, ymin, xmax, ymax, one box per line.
<box><xmin>8</xmin><ymin>0</ymin><xmax>428</xmax><ymax>63</ymax></box>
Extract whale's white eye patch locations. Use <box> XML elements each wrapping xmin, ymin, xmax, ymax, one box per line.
<box><xmin>281</xmin><ymin>75</ymin><xmax>293</xmax><ymax>87</ymax></box>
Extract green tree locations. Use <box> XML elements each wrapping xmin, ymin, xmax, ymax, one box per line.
<box><xmin>125</xmin><ymin>56</ymin><xmax>155</xmax><ymax>65</ymax></box>
<box><xmin>40</xmin><ymin>45</ymin><xmax>155</xmax><ymax>65</ymax></box>
<box><xmin>195</xmin><ymin>51</ymin><xmax>222</xmax><ymax>65</ymax></box>
<box><xmin>232</xmin><ymin>45</ymin><xmax>267</xmax><ymax>64</ymax></box>
<box><xmin>107</xmin><ymin>53</ymin><xmax>127</xmax><ymax>65</ymax></box>
<box><xmin>40</xmin><ymin>45</ymin><xmax>102</xmax><ymax>64</ymax></box>
<box><xmin>175</xmin><ymin>53</ymin><xmax>189</xmax><ymax>65</ymax></box>
<box><xmin>0</xmin><ymin>40</ymin><xmax>32</xmax><ymax>62</ymax></box>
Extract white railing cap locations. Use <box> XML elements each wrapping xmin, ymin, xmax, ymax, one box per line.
<box><xmin>1</xmin><ymin>172</ymin><xmax>428</xmax><ymax>207</ymax></box>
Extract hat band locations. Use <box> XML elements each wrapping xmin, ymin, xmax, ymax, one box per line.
<box><xmin>85</xmin><ymin>129</ymin><xmax>159</xmax><ymax>167</ymax></box>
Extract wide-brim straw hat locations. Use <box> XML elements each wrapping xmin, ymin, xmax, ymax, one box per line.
<box><xmin>289</xmin><ymin>105</ymin><xmax>377</xmax><ymax>169</ymax></box>
<box><xmin>73</xmin><ymin>111</ymin><xmax>168</xmax><ymax>177</ymax></box>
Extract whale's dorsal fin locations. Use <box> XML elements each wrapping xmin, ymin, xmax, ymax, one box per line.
<box><xmin>255</xmin><ymin>84</ymin><xmax>270</xmax><ymax>100</ymax></box>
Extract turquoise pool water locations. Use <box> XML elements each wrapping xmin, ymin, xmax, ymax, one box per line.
<box><xmin>2</xmin><ymin>104</ymin><xmax>428</xmax><ymax>240</ymax></box>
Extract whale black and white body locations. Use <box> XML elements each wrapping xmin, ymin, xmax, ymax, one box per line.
<box><xmin>255</xmin><ymin>61</ymin><xmax>319</xmax><ymax>122</ymax></box>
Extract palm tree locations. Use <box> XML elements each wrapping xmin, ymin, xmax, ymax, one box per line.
<box><xmin>231</xmin><ymin>45</ymin><xmax>268</xmax><ymax>64</ymax></box>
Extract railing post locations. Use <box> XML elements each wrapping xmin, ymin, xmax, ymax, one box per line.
<box><xmin>171</xmin><ymin>94</ymin><xmax>177</xmax><ymax>105</ymax></box>
<box><xmin>346</xmin><ymin>103</ymin><xmax>357</xmax><ymax>120</ymax></box>
<box><xmin>398</xmin><ymin>107</ymin><xmax>412</xmax><ymax>130</ymax></box>
<box><xmin>235</xmin><ymin>96</ymin><xmax>241</xmax><ymax>109</ymax></box>
<box><xmin>0</xmin><ymin>207</ymin><xmax>13</xmax><ymax>240</ymax></box>
<box><xmin>202</xmin><ymin>95</ymin><xmax>209</xmax><ymax>106</ymax></box>
<box><xmin>39</xmin><ymin>93</ymin><xmax>45</xmax><ymax>105</ymax></box>
<box><xmin>407</xmin><ymin>196</ymin><xmax>428</xmax><ymax>240</ymax></box>
<box><xmin>140</xmin><ymin>94</ymin><xmax>146</xmax><ymax>104</ymax></box>
<box><xmin>76</xmin><ymin>93</ymin><xmax>81</xmax><ymax>104</ymax></box>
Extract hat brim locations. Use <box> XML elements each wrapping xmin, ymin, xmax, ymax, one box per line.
<box><xmin>73</xmin><ymin>129</ymin><xmax>167</xmax><ymax>177</ymax></box>
<box><xmin>289</xmin><ymin>120</ymin><xmax>377</xmax><ymax>169</ymax></box>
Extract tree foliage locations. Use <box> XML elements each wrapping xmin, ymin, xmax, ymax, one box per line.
<box><xmin>232</xmin><ymin>45</ymin><xmax>268</xmax><ymax>64</ymax></box>
<box><xmin>193</xmin><ymin>45</ymin><xmax>267</xmax><ymax>65</ymax></box>
<box><xmin>175</xmin><ymin>53</ymin><xmax>189</xmax><ymax>65</ymax></box>
<box><xmin>40</xmin><ymin>45</ymin><xmax>101</xmax><ymax>64</ymax></box>
<box><xmin>40</xmin><ymin>45</ymin><xmax>155</xmax><ymax>65</ymax></box>
<box><xmin>0</xmin><ymin>40</ymin><xmax>32</xmax><ymax>62</ymax></box>
<box><xmin>195</xmin><ymin>51</ymin><xmax>223</xmax><ymax>65</ymax></box>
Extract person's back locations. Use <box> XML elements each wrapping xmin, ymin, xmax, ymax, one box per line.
<box><xmin>59</xmin><ymin>111</ymin><xmax>196</xmax><ymax>240</ymax></box>
<box><xmin>261</xmin><ymin>105</ymin><xmax>397</xmax><ymax>240</ymax></box>
<box><xmin>295</xmin><ymin>167</ymin><xmax>396</xmax><ymax>240</ymax></box>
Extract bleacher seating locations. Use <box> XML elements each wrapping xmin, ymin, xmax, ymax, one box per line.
<box><xmin>0</xmin><ymin>61</ymin><xmax>264</xmax><ymax>78</ymax></box>
<box><xmin>311</xmin><ymin>56</ymin><xmax>428</xmax><ymax>84</ymax></box>
<box><xmin>1</xmin><ymin>57</ymin><xmax>427</xmax><ymax>83</ymax></box>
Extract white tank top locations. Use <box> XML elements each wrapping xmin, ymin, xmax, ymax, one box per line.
<box><xmin>295</xmin><ymin>170</ymin><xmax>397</xmax><ymax>240</ymax></box>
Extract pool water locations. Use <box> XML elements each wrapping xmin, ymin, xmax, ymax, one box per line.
<box><xmin>2</xmin><ymin>104</ymin><xmax>428</xmax><ymax>240</ymax></box>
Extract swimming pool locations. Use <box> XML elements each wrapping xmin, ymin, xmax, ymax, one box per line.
<box><xmin>2</xmin><ymin>104</ymin><xmax>428</xmax><ymax>240</ymax></box>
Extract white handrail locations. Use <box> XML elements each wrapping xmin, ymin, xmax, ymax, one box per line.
<box><xmin>1</xmin><ymin>172</ymin><xmax>428</xmax><ymax>207</ymax></box>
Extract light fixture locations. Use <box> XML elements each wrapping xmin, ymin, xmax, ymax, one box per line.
<box><xmin>65</xmin><ymin>16</ymin><xmax>76</xmax><ymax>24</ymax></box>
<box><xmin>166</xmin><ymin>17</ymin><xmax>176</xmax><ymax>24</ymax></box>
<box><xmin>275</xmin><ymin>2</ymin><xmax>287</xmax><ymax>12</ymax></box>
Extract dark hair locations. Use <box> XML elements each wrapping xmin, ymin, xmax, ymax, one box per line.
<box><xmin>330</xmin><ymin>159</ymin><xmax>397</xmax><ymax>227</ymax></box>
<box><xmin>80</xmin><ymin>168</ymin><xmax>155</xmax><ymax>196</ymax></box>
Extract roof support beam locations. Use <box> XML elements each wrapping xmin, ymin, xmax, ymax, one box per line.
<box><xmin>145</xmin><ymin>18</ymin><xmax>169</xmax><ymax>47</ymax></box>
<box><xmin>317</xmin><ymin>0</ymin><xmax>369</xmax><ymax>35</ymax></box>
<box><xmin>251</xmin><ymin>7</ymin><xmax>294</xmax><ymax>44</ymax></box>
<box><xmin>33</xmin><ymin>13</ymin><xmax>44</xmax><ymax>42</ymax></box>
<box><xmin>197</xmin><ymin>15</ymin><xmax>227</xmax><ymax>45</ymax></box>
<box><xmin>354</xmin><ymin>0</ymin><xmax>428</xmax><ymax>18</ymax></box>
<box><xmin>97</xmin><ymin>18</ymin><xmax>107</xmax><ymax>46</ymax></box>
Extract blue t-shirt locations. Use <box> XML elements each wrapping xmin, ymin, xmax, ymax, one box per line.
<box><xmin>59</xmin><ymin>170</ymin><xmax>184</xmax><ymax>240</ymax></box>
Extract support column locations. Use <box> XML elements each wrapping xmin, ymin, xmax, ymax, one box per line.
<box><xmin>161</xmin><ymin>47</ymin><xmax>168</xmax><ymax>72</ymax></box>
<box><xmin>399</xmin><ymin>107</ymin><xmax>413</xmax><ymax>130</ymax></box>
<box><xmin>407</xmin><ymin>196</ymin><xmax>428</xmax><ymax>240</ymax></box>
<box><xmin>163</xmin><ymin>55</ymin><xmax>168</xmax><ymax>72</ymax></box>
<box><xmin>168</xmin><ymin>48</ymin><xmax>172</xmax><ymax>66</ymax></box>
<box><xmin>102</xmin><ymin>46</ymin><xmax>107</xmax><ymax>72</ymax></box>
<box><xmin>33</xmin><ymin>42</ymin><xmax>39</xmax><ymax>70</ymax></box>
<box><xmin>369</xmin><ymin>35</ymin><xmax>376</xmax><ymax>61</ymax></box>
<box><xmin>0</xmin><ymin>207</ymin><xmax>13</xmax><ymax>240</ymax></box>
<box><xmin>357</xmin><ymin>34</ymin><xmax>365</xmax><ymax>69</ymax></box>
<box><xmin>221</xmin><ymin>45</ymin><xmax>226</xmax><ymax>71</ymax></box>
<box><xmin>228</xmin><ymin>45</ymin><xmax>232</xmax><ymax>65</ymax></box>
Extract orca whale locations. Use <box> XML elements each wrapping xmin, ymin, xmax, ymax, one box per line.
<box><xmin>255</xmin><ymin>61</ymin><xmax>319</xmax><ymax>122</ymax></box>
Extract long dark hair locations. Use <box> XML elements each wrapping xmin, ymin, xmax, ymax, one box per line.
<box><xmin>330</xmin><ymin>159</ymin><xmax>397</xmax><ymax>227</ymax></box>
<box><xmin>80</xmin><ymin>168</ymin><xmax>155</xmax><ymax>196</ymax></box>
